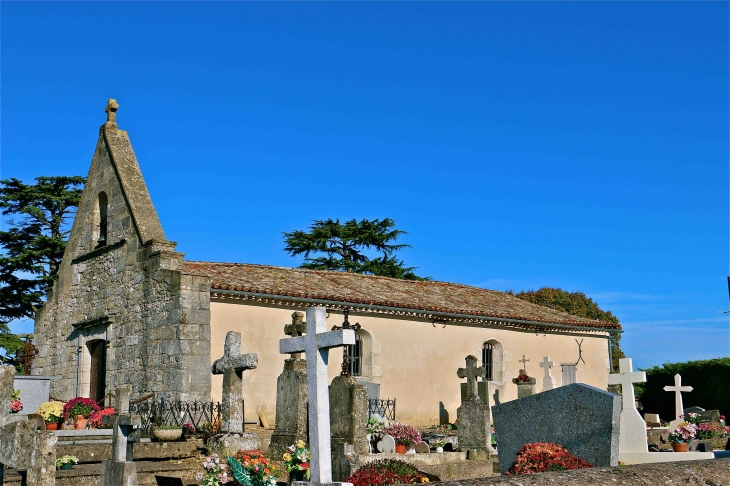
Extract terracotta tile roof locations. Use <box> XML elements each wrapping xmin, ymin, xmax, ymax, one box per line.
<box><xmin>183</xmin><ymin>261</ymin><xmax>620</xmax><ymax>331</ymax></box>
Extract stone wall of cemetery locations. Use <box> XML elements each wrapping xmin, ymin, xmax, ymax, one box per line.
<box><xmin>210</xmin><ymin>299</ymin><xmax>611</xmax><ymax>426</ymax></box>
<box><xmin>33</xmin><ymin>121</ymin><xmax>212</xmax><ymax>402</ymax></box>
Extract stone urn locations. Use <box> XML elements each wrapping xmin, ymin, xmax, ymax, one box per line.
<box><xmin>153</xmin><ymin>427</ymin><xmax>183</xmax><ymax>441</ymax></box>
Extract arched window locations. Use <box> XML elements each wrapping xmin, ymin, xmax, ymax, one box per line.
<box><xmin>347</xmin><ymin>333</ymin><xmax>363</xmax><ymax>377</ymax></box>
<box><xmin>482</xmin><ymin>342</ymin><xmax>494</xmax><ymax>381</ymax></box>
<box><xmin>96</xmin><ymin>192</ymin><xmax>108</xmax><ymax>247</ymax></box>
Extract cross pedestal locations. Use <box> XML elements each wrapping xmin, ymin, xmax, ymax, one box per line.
<box><xmin>212</xmin><ymin>331</ymin><xmax>258</xmax><ymax>434</ymax></box>
<box><xmin>100</xmin><ymin>385</ymin><xmax>141</xmax><ymax>486</ymax></box>
<box><xmin>539</xmin><ymin>356</ymin><xmax>557</xmax><ymax>391</ymax></box>
<box><xmin>663</xmin><ymin>374</ymin><xmax>692</xmax><ymax>423</ymax></box>
<box><xmin>280</xmin><ymin>306</ymin><xmax>355</xmax><ymax>486</ymax></box>
<box><xmin>607</xmin><ymin>358</ymin><xmax>647</xmax><ymax>453</ymax></box>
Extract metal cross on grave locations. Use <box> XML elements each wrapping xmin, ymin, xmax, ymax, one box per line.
<box><xmin>518</xmin><ymin>355</ymin><xmax>530</xmax><ymax>370</ymax></box>
<box><xmin>212</xmin><ymin>331</ymin><xmax>258</xmax><ymax>434</ymax></box>
<box><xmin>663</xmin><ymin>373</ymin><xmax>693</xmax><ymax>422</ymax></box>
<box><xmin>457</xmin><ymin>355</ymin><xmax>486</xmax><ymax>398</ymax></box>
<box><xmin>280</xmin><ymin>306</ymin><xmax>355</xmax><ymax>484</ymax></box>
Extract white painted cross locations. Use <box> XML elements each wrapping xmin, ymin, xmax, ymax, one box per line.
<box><xmin>539</xmin><ymin>356</ymin><xmax>557</xmax><ymax>391</ymax></box>
<box><xmin>607</xmin><ymin>357</ymin><xmax>647</xmax><ymax>453</ymax></box>
<box><xmin>663</xmin><ymin>373</ymin><xmax>692</xmax><ymax>422</ymax></box>
<box><xmin>280</xmin><ymin>306</ymin><xmax>355</xmax><ymax>485</ymax></box>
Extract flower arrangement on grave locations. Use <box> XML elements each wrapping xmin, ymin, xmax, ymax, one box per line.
<box><xmin>667</xmin><ymin>422</ymin><xmax>697</xmax><ymax>444</ymax></box>
<box><xmin>345</xmin><ymin>459</ymin><xmax>430</xmax><ymax>486</ymax></box>
<box><xmin>182</xmin><ymin>422</ymin><xmax>197</xmax><ymax>438</ymax></box>
<box><xmin>431</xmin><ymin>439</ymin><xmax>446</xmax><ymax>449</ymax></box>
<box><xmin>9</xmin><ymin>389</ymin><xmax>23</xmax><ymax>413</ymax></box>
<box><xmin>56</xmin><ymin>455</ymin><xmax>78</xmax><ymax>470</ymax></box>
<box><xmin>505</xmin><ymin>442</ymin><xmax>592</xmax><ymax>474</ymax></box>
<box><xmin>195</xmin><ymin>453</ymin><xmax>230</xmax><ymax>485</ymax></box>
<box><xmin>88</xmin><ymin>407</ymin><xmax>115</xmax><ymax>429</ymax></box>
<box><xmin>681</xmin><ymin>413</ymin><xmax>729</xmax><ymax>439</ymax></box>
<box><xmin>227</xmin><ymin>449</ymin><xmax>277</xmax><ymax>486</ymax></box>
<box><xmin>37</xmin><ymin>401</ymin><xmax>65</xmax><ymax>424</ymax></box>
<box><xmin>514</xmin><ymin>373</ymin><xmax>531</xmax><ymax>383</ymax></box>
<box><xmin>62</xmin><ymin>397</ymin><xmax>100</xmax><ymax>420</ymax></box>
<box><xmin>282</xmin><ymin>440</ymin><xmax>310</xmax><ymax>480</ymax></box>
<box><xmin>383</xmin><ymin>422</ymin><xmax>422</xmax><ymax>448</ymax></box>
<box><xmin>367</xmin><ymin>414</ymin><xmax>389</xmax><ymax>441</ymax></box>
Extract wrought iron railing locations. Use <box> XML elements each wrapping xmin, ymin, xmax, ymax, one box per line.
<box><xmin>129</xmin><ymin>399</ymin><xmax>222</xmax><ymax>437</ymax></box>
<box><xmin>367</xmin><ymin>398</ymin><xmax>396</xmax><ymax>421</ymax></box>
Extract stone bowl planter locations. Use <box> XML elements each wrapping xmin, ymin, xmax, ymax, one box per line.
<box><xmin>153</xmin><ymin>427</ymin><xmax>183</xmax><ymax>442</ymax></box>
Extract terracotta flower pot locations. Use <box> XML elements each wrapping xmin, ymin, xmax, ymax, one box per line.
<box><xmin>74</xmin><ymin>416</ymin><xmax>88</xmax><ymax>430</ymax></box>
<box><xmin>46</xmin><ymin>422</ymin><xmax>59</xmax><ymax>431</ymax></box>
<box><xmin>671</xmin><ymin>442</ymin><xmax>688</xmax><ymax>452</ymax></box>
<box><xmin>395</xmin><ymin>444</ymin><xmax>407</xmax><ymax>454</ymax></box>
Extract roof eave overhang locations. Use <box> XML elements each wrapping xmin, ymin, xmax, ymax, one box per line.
<box><xmin>210</xmin><ymin>288</ymin><xmax>621</xmax><ymax>338</ymax></box>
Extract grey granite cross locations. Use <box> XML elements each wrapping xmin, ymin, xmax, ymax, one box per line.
<box><xmin>100</xmin><ymin>385</ymin><xmax>141</xmax><ymax>486</ymax></box>
<box><xmin>457</xmin><ymin>355</ymin><xmax>486</xmax><ymax>399</ymax></box>
<box><xmin>284</xmin><ymin>312</ymin><xmax>307</xmax><ymax>360</ymax></box>
<box><xmin>280</xmin><ymin>306</ymin><xmax>355</xmax><ymax>485</ymax></box>
<box><xmin>212</xmin><ymin>331</ymin><xmax>258</xmax><ymax>434</ymax></box>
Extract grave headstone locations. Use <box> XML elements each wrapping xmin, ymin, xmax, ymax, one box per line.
<box><xmin>511</xmin><ymin>369</ymin><xmax>536</xmax><ymax>398</ymax></box>
<box><xmin>207</xmin><ymin>332</ymin><xmax>262</xmax><ymax>457</ymax></box>
<box><xmin>456</xmin><ymin>355</ymin><xmax>493</xmax><ymax>454</ymax></box>
<box><xmin>607</xmin><ymin>358</ymin><xmax>648</xmax><ymax>454</ymax></box>
<box><xmin>0</xmin><ymin>365</ymin><xmax>57</xmax><ymax>486</ymax></box>
<box><xmin>270</xmin><ymin>313</ymin><xmax>309</xmax><ymax>458</ymax></box>
<box><xmin>644</xmin><ymin>413</ymin><xmax>661</xmax><ymax>427</ymax></box>
<box><xmin>329</xmin><ymin>374</ymin><xmax>369</xmax><ymax>481</ymax></box>
<box><xmin>414</xmin><ymin>442</ymin><xmax>430</xmax><ymax>454</ymax></box>
<box><xmin>280</xmin><ymin>306</ymin><xmax>355</xmax><ymax>486</ymax></box>
<box><xmin>539</xmin><ymin>356</ymin><xmax>557</xmax><ymax>391</ymax></box>
<box><xmin>561</xmin><ymin>363</ymin><xmax>578</xmax><ymax>385</ymax></box>
<box><xmin>683</xmin><ymin>406</ymin><xmax>705</xmax><ymax>414</ymax></box>
<box><xmin>492</xmin><ymin>383</ymin><xmax>621</xmax><ymax>474</ymax></box>
<box><xmin>664</xmin><ymin>374</ymin><xmax>692</xmax><ymax>424</ymax></box>
<box><xmin>377</xmin><ymin>434</ymin><xmax>396</xmax><ymax>453</ymax></box>
<box><xmin>100</xmin><ymin>385</ymin><xmax>141</xmax><ymax>486</ymax></box>
<box><xmin>13</xmin><ymin>375</ymin><xmax>52</xmax><ymax>415</ymax></box>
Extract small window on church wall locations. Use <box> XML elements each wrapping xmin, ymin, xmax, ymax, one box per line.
<box><xmin>97</xmin><ymin>192</ymin><xmax>108</xmax><ymax>247</ymax></box>
<box><xmin>347</xmin><ymin>333</ymin><xmax>363</xmax><ymax>376</ymax></box>
<box><xmin>482</xmin><ymin>342</ymin><xmax>494</xmax><ymax>381</ymax></box>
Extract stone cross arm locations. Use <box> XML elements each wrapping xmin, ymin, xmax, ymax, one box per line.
<box><xmin>102</xmin><ymin>414</ymin><xmax>141</xmax><ymax>428</ymax></box>
<box><xmin>457</xmin><ymin>355</ymin><xmax>485</xmax><ymax>398</ymax></box>
<box><xmin>212</xmin><ymin>354</ymin><xmax>258</xmax><ymax>374</ymax></box>
<box><xmin>279</xmin><ymin>328</ymin><xmax>355</xmax><ymax>354</ymax></box>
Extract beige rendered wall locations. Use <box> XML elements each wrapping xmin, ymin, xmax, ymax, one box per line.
<box><xmin>210</xmin><ymin>300</ymin><xmax>611</xmax><ymax>426</ymax></box>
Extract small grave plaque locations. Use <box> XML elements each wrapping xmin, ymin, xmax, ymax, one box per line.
<box><xmin>414</xmin><ymin>442</ymin><xmax>430</xmax><ymax>454</ymax></box>
<box><xmin>377</xmin><ymin>434</ymin><xmax>396</xmax><ymax>453</ymax></box>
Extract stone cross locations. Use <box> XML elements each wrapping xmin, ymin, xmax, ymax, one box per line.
<box><xmin>105</xmin><ymin>99</ymin><xmax>119</xmax><ymax>124</ymax></box>
<box><xmin>607</xmin><ymin>357</ymin><xmax>647</xmax><ymax>453</ymax></box>
<box><xmin>280</xmin><ymin>306</ymin><xmax>355</xmax><ymax>485</ymax></box>
<box><xmin>663</xmin><ymin>373</ymin><xmax>692</xmax><ymax>422</ymax></box>
<box><xmin>100</xmin><ymin>386</ymin><xmax>141</xmax><ymax>486</ymax></box>
<box><xmin>284</xmin><ymin>312</ymin><xmax>307</xmax><ymax>360</ymax></box>
<box><xmin>457</xmin><ymin>355</ymin><xmax>486</xmax><ymax>398</ymax></box>
<box><xmin>212</xmin><ymin>331</ymin><xmax>258</xmax><ymax>434</ymax></box>
<box><xmin>539</xmin><ymin>356</ymin><xmax>557</xmax><ymax>391</ymax></box>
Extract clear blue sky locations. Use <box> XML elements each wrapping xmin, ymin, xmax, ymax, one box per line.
<box><xmin>2</xmin><ymin>2</ymin><xmax>728</xmax><ymax>370</ymax></box>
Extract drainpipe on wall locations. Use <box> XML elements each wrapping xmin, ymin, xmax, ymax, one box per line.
<box><xmin>75</xmin><ymin>336</ymin><xmax>82</xmax><ymax>397</ymax></box>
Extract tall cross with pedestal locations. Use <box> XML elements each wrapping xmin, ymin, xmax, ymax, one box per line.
<box><xmin>212</xmin><ymin>331</ymin><xmax>258</xmax><ymax>434</ymax></box>
<box><xmin>539</xmin><ymin>356</ymin><xmax>557</xmax><ymax>391</ymax></box>
<box><xmin>607</xmin><ymin>357</ymin><xmax>648</xmax><ymax>453</ymax></box>
<box><xmin>100</xmin><ymin>385</ymin><xmax>141</xmax><ymax>486</ymax></box>
<box><xmin>663</xmin><ymin>373</ymin><xmax>692</xmax><ymax>422</ymax></box>
<box><xmin>280</xmin><ymin>306</ymin><xmax>355</xmax><ymax>485</ymax></box>
<box><xmin>457</xmin><ymin>355</ymin><xmax>486</xmax><ymax>398</ymax></box>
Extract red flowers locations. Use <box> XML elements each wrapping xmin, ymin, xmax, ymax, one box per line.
<box><xmin>62</xmin><ymin>397</ymin><xmax>100</xmax><ymax>419</ymax></box>
<box><xmin>506</xmin><ymin>442</ymin><xmax>593</xmax><ymax>475</ymax></box>
<box><xmin>345</xmin><ymin>459</ymin><xmax>429</xmax><ymax>486</ymax></box>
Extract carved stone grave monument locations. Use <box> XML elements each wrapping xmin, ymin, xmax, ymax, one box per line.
<box><xmin>100</xmin><ymin>385</ymin><xmax>141</xmax><ymax>486</ymax></box>
<box><xmin>456</xmin><ymin>355</ymin><xmax>493</xmax><ymax>456</ymax></box>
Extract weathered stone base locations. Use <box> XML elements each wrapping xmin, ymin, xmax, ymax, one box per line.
<box><xmin>456</xmin><ymin>396</ymin><xmax>492</xmax><ymax>452</ymax></box>
<box><xmin>269</xmin><ymin>359</ymin><xmax>308</xmax><ymax>459</ymax></box>
<box><xmin>59</xmin><ymin>439</ymin><xmax>203</xmax><ymax>463</ymax></box>
<box><xmin>206</xmin><ymin>432</ymin><xmax>262</xmax><ymax>457</ymax></box>
<box><xmin>618</xmin><ymin>451</ymin><xmax>714</xmax><ymax>465</ymax></box>
<box><xmin>100</xmin><ymin>460</ymin><xmax>137</xmax><ymax>486</ymax></box>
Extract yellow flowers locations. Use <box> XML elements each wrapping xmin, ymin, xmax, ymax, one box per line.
<box><xmin>36</xmin><ymin>401</ymin><xmax>64</xmax><ymax>422</ymax></box>
<box><xmin>296</xmin><ymin>440</ymin><xmax>305</xmax><ymax>449</ymax></box>
<box><xmin>421</xmin><ymin>479</ymin><xmax>430</xmax><ymax>483</ymax></box>
<box><xmin>283</xmin><ymin>453</ymin><xmax>292</xmax><ymax>462</ymax></box>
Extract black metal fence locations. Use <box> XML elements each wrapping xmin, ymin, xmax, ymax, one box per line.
<box><xmin>129</xmin><ymin>399</ymin><xmax>222</xmax><ymax>437</ymax></box>
<box><xmin>367</xmin><ymin>398</ymin><xmax>396</xmax><ymax>421</ymax></box>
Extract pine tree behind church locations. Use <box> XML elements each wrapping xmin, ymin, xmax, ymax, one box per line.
<box><xmin>283</xmin><ymin>218</ymin><xmax>428</xmax><ymax>280</ymax></box>
<box><xmin>0</xmin><ymin>176</ymin><xmax>85</xmax><ymax>364</ymax></box>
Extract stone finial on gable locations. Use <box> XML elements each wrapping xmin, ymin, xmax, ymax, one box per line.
<box><xmin>105</xmin><ymin>98</ymin><xmax>119</xmax><ymax>124</ymax></box>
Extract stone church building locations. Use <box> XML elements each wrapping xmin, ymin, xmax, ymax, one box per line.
<box><xmin>32</xmin><ymin>101</ymin><xmax>621</xmax><ymax>426</ymax></box>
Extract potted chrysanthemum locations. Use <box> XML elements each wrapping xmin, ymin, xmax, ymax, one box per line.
<box><xmin>383</xmin><ymin>422</ymin><xmax>422</xmax><ymax>454</ymax></box>
<box><xmin>667</xmin><ymin>422</ymin><xmax>697</xmax><ymax>452</ymax></box>
<box><xmin>37</xmin><ymin>401</ymin><xmax>65</xmax><ymax>430</ymax></box>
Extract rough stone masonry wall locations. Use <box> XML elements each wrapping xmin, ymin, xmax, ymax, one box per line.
<box><xmin>439</xmin><ymin>458</ymin><xmax>729</xmax><ymax>486</ymax></box>
<box><xmin>33</xmin><ymin>118</ymin><xmax>211</xmax><ymax>402</ymax></box>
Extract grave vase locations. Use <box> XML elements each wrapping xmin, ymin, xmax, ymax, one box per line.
<box><xmin>288</xmin><ymin>469</ymin><xmax>307</xmax><ymax>485</ymax></box>
<box><xmin>74</xmin><ymin>415</ymin><xmax>87</xmax><ymax>430</ymax></box>
<box><xmin>46</xmin><ymin>422</ymin><xmax>59</xmax><ymax>431</ymax></box>
<box><xmin>671</xmin><ymin>442</ymin><xmax>688</xmax><ymax>452</ymax></box>
<box><xmin>436</xmin><ymin>447</ymin><xmax>444</xmax><ymax>453</ymax></box>
<box><xmin>396</xmin><ymin>444</ymin><xmax>407</xmax><ymax>454</ymax></box>
<box><xmin>59</xmin><ymin>463</ymin><xmax>73</xmax><ymax>471</ymax></box>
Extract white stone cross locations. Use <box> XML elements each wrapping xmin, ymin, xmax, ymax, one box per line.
<box><xmin>539</xmin><ymin>356</ymin><xmax>557</xmax><ymax>391</ymax></box>
<box><xmin>607</xmin><ymin>357</ymin><xmax>647</xmax><ymax>453</ymax></box>
<box><xmin>280</xmin><ymin>306</ymin><xmax>355</xmax><ymax>484</ymax></box>
<box><xmin>457</xmin><ymin>355</ymin><xmax>486</xmax><ymax>398</ymax></box>
<box><xmin>663</xmin><ymin>373</ymin><xmax>692</xmax><ymax>422</ymax></box>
